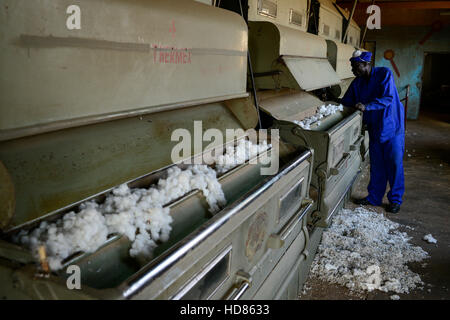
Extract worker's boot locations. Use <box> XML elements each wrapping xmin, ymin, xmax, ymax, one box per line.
<box><xmin>386</xmin><ymin>202</ymin><xmax>401</xmax><ymax>214</ymax></box>
<box><xmin>353</xmin><ymin>197</ymin><xmax>372</xmax><ymax>205</ymax></box>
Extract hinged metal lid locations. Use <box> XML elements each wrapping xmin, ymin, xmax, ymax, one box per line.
<box><xmin>257</xmin><ymin>89</ymin><xmax>324</xmax><ymax>122</ymax></box>
<box><xmin>249</xmin><ymin>22</ymin><xmax>341</xmax><ymax>91</ymax></box>
<box><xmin>248</xmin><ymin>0</ymin><xmax>308</xmax><ymax>32</ymax></box>
<box><xmin>282</xmin><ymin>56</ymin><xmax>341</xmax><ymax>91</ymax></box>
<box><xmin>0</xmin><ymin>0</ymin><xmax>248</xmax><ymax>141</ymax></box>
<box><xmin>326</xmin><ymin>40</ymin><xmax>356</xmax><ymax>80</ymax></box>
<box><xmin>317</xmin><ymin>0</ymin><xmax>343</xmax><ymax>41</ymax></box>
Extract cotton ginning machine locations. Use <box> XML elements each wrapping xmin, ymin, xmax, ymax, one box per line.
<box><xmin>320</xmin><ymin>0</ymin><xmax>370</xmax><ymax>163</ymax></box>
<box><xmin>247</xmin><ymin>0</ymin><xmax>364</xmax><ymax>229</ymax></box>
<box><xmin>0</xmin><ymin>0</ymin><xmax>315</xmax><ymax>300</ymax></box>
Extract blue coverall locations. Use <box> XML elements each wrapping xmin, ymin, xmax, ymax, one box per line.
<box><xmin>341</xmin><ymin>66</ymin><xmax>405</xmax><ymax>205</ymax></box>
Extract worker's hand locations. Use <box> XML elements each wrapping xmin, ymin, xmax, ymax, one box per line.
<box><xmin>355</xmin><ymin>103</ymin><xmax>366</xmax><ymax>112</ymax></box>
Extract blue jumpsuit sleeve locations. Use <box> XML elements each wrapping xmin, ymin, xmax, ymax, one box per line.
<box><xmin>340</xmin><ymin>81</ymin><xmax>357</xmax><ymax>107</ymax></box>
<box><xmin>365</xmin><ymin>69</ymin><xmax>395</xmax><ymax>111</ymax></box>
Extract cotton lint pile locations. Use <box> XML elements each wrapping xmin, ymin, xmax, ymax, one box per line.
<box><xmin>14</xmin><ymin>139</ymin><xmax>270</xmax><ymax>271</ymax></box>
<box><xmin>294</xmin><ymin>103</ymin><xmax>344</xmax><ymax>130</ymax></box>
<box><xmin>309</xmin><ymin>207</ymin><xmax>429</xmax><ymax>294</ymax></box>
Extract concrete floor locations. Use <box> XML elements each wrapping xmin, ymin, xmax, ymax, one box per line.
<box><xmin>300</xmin><ymin>110</ymin><xmax>450</xmax><ymax>300</ymax></box>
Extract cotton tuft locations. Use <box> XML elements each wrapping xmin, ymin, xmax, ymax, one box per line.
<box><xmin>15</xmin><ymin>140</ymin><xmax>269</xmax><ymax>270</ymax></box>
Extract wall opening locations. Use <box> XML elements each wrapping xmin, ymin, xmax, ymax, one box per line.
<box><xmin>218</xmin><ymin>0</ymin><xmax>248</xmax><ymax>22</ymax></box>
<box><xmin>420</xmin><ymin>52</ymin><xmax>450</xmax><ymax>118</ymax></box>
<box><xmin>307</xmin><ymin>0</ymin><xmax>320</xmax><ymax>35</ymax></box>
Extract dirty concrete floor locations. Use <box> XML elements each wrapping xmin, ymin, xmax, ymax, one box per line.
<box><xmin>300</xmin><ymin>111</ymin><xmax>450</xmax><ymax>300</ymax></box>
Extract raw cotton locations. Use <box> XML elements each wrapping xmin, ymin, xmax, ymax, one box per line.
<box><xmin>214</xmin><ymin>139</ymin><xmax>270</xmax><ymax>174</ymax></box>
<box><xmin>14</xmin><ymin>140</ymin><xmax>269</xmax><ymax>270</ymax></box>
<box><xmin>294</xmin><ymin>104</ymin><xmax>344</xmax><ymax>130</ymax></box>
<box><xmin>14</xmin><ymin>204</ymin><xmax>108</xmax><ymax>271</ymax></box>
<box><xmin>309</xmin><ymin>207</ymin><xmax>429</xmax><ymax>294</ymax></box>
<box><xmin>14</xmin><ymin>165</ymin><xmax>225</xmax><ymax>270</ymax></box>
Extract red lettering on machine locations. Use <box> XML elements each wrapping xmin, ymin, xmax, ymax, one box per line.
<box><xmin>153</xmin><ymin>45</ymin><xmax>192</xmax><ymax>65</ymax></box>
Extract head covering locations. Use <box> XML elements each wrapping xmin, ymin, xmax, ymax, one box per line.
<box><xmin>350</xmin><ymin>50</ymin><xmax>372</xmax><ymax>63</ymax></box>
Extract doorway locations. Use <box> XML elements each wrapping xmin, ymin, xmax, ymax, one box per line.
<box><xmin>420</xmin><ymin>52</ymin><xmax>450</xmax><ymax>119</ymax></box>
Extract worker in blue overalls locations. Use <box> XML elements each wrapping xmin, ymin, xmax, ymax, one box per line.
<box><xmin>341</xmin><ymin>50</ymin><xmax>405</xmax><ymax>213</ymax></box>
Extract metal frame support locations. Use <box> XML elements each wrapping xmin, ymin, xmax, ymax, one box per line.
<box><xmin>343</xmin><ymin>0</ymin><xmax>358</xmax><ymax>44</ymax></box>
<box><xmin>238</xmin><ymin>0</ymin><xmax>263</xmax><ymax>130</ymax></box>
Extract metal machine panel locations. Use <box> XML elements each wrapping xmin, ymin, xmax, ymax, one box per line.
<box><xmin>282</xmin><ymin>56</ymin><xmax>341</xmax><ymax>91</ymax></box>
<box><xmin>338</xmin><ymin>77</ymin><xmax>355</xmax><ymax>98</ymax></box>
<box><xmin>278</xmin><ymin>178</ymin><xmax>304</xmax><ymax>222</ymax></box>
<box><xmin>327</xmin><ymin>112</ymin><xmax>362</xmax><ymax>169</ymax></box>
<box><xmin>252</xmin><ymin>221</ymin><xmax>308</xmax><ymax>299</ymax></box>
<box><xmin>346</xmin><ymin>24</ymin><xmax>361</xmax><ymax>47</ymax></box>
<box><xmin>321</xmin><ymin>150</ymin><xmax>361</xmax><ymax>226</ymax></box>
<box><xmin>318</xmin><ymin>0</ymin><xmax>343</xmax><ymax>42</ymax></box>
<box><xmin>194</xmin><ymin>0</ymin><xmax>213</xmax><ymax>4</ymax></box>
<box><xmin>173</xmin><ymin>245</ymin><xmax>232</xmax><ymax>300</ymax></box>
<box><xmin>208</xmin><ymin>160</ymin><xmax>313</xmax><ymax>300</ymax></box>
<box><xmin>306</xmin><ymin>113</ymin><xmax>363</xmax><ymax>226</ymax></box>
<box><xmin>299</xmin><ymin>226</ymin><xmax>324</xmax><ymax>291</ymax></box>
<box><xmin>248</xmin><ymin>0</ymin><xmax>308</xmax><ymax>32</ymax></box>
<box><xmin>277</xmin><ymin>24</ymin><xmax>327</xmax><ymax>58</ymax></box>
<box><xmin>0</xmin><ymin>0</ymin><xmax>248</xmax><ymax>140</ymax></box>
